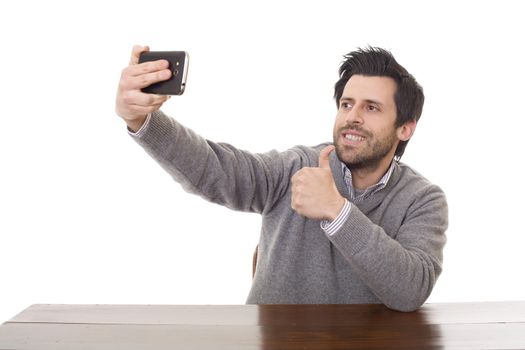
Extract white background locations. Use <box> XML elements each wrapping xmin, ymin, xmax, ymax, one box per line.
<box><xmin>1</xmin><ymin>0</ymin><xmax>524</xmax><ymax>321</ymax></box>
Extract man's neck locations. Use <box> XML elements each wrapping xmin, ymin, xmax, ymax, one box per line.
<box><xmin>351</xmin><ymin>156</ymin><xmax>395</xmax><ymax>190</ymax></box>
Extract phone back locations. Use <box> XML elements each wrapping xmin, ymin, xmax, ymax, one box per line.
<box><xmin>138</xmin><ymin>51</ymin><xmax>188</xmax><ymax>95</ymax></box>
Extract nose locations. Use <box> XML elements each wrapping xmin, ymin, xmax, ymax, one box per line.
<box><xmin>344</xmin><ymin>104</ymin><xmax>363</xmax><ymax>125</ymax></box>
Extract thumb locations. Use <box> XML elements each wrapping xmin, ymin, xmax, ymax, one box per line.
<box><xmin>130</xmin><ymin>45</ymin><xmax>150</xmax><ymax>65</ymax></box>
<box><xmin>318</xmin><ymin>145</ymin><xmax>335</xmax><ymax>169</ymax></box>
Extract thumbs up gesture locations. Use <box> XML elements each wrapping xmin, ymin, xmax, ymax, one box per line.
<box><xmin>291</xmin><ymin>145</ymin><xmax>346</xmax><ymax>221</ymax></box>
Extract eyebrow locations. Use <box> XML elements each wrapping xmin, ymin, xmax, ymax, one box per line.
<box><xmin>340</xmin><ymin>97</ymin><xmax>384</xmax><ymax>107</ymax></box>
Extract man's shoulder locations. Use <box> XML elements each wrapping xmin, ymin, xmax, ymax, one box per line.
<box><xmin>394</xmin><ymin>162</ymin><xmax>446</xmax><ymax>198</ymax></box>
<box><xmin>396</xmin><ymin>162</ymin><xmax>426</xmax><ymax>180</ymax></box>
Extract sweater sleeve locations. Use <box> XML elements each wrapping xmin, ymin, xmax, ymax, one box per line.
<box><xmin>129</xmin><ymin>110</ymin><xmax>301</xmax><ymax>214</ymax></box>
<box><xmin>327</xmin><ymin>183</ymin><xmax>448</xmax><ymax>312</ymax></box>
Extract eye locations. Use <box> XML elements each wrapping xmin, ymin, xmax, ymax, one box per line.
<box><xmin>367</xmin><ymin>104</ymin><xmax>380</xmax><ymax>112</ymax></box>
<box><xmin>340</xmin><ymin>101</ymin><xmax>352</xmax><ymax>110</ymax></box>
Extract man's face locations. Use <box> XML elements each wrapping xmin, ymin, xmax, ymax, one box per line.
<box><xmin>333</xmin><ymin>75</ymin><xmax>401</xmax><ymax>171</ymax></box>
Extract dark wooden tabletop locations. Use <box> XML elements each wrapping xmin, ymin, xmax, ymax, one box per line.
<box><xmin>1</xmin><ymin>302</ymin><xmax>524</xmax><ymax>349</ymax></box>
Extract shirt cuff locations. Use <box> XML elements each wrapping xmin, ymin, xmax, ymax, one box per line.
<box><xmin>127</xmin><ymin>113</ymin><xmax>152</xmax><ymax>137</ymax></box>
<box><xmin>320</xmin><ymin>199</ymin><xmax>351</xmax><ymax>236</ymax></box>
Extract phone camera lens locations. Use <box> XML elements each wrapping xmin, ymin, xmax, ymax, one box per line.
<box><xmin>173</xmin><ymin>69</ymin><xmax>179</xmax><ymax>76</ymax></box>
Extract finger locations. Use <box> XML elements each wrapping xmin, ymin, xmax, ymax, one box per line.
<box><xmin>126</xmin><ymin>60</ymin><xmax>170</xmax><ymax>77</ymax></box>
<box><xmin>127</xmin><ymin>69</ymin><xmax>172</xmax><ymax>90</ymax></box>
<box><xmin>291</xmin><ymin>168</ymin><xmax>306</xmax><ymax>185</ymax></box>
<box><xmin>130</xmin><ymin>45</ymin><xmax>150</xmax><ymax>65</ymax></box>
<box><xmin>318</xmin><ymin>145</ymin><xmax>335</xmax><ymax>169</ymax></box>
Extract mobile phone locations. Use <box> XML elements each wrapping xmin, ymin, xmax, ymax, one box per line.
<box><xmin>138</xmin><ymin>51</ymin><xmax>189</xmax><ymax>95</ymax></box>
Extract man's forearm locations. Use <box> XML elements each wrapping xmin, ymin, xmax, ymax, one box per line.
<box><xmin>129</xmin><ymin>110</ymin><xmax>294</xmax><ymax>214</ymax></box>
<box><xmin>328</xmin><ymin>190</ymin><xmax>447</xmax><ymax>312</ymax></box>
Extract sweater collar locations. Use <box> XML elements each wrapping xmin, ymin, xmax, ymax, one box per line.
<box><xmin>329</xmin><ymin>150</ymin><xmax>401</xmax><ymax>213</ymax></box>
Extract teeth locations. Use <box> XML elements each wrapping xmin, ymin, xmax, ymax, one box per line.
<box><xmin>345</xmin><ymin>134</ymin><xmax>365</xmax><ymax>142</ymax></box>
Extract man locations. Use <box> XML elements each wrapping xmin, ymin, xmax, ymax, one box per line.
<box><xmin>116</xmin><ymin>46</ymin><xmax>448</xmax><ymax>312</ymax></box>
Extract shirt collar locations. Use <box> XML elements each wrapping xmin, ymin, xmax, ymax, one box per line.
<box><xmin>341</xmin><ymin>161</ymin><xmax>396</xmax><ymax>202</ymax></box>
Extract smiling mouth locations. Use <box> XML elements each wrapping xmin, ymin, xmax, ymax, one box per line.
<box><xmin>344</xmin><ymin>133</ymin><xmax>365</xmax><ymax>142</ymax></box>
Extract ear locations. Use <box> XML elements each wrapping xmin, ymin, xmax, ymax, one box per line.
<box><xmin>397</xmin><ymin>120</ymin><xmax>417</xmax><ymax>142</ymax></box>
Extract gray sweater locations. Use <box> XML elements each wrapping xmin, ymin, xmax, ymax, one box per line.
<box><xmin>132</xmin><ymin>110</ymin><xmax>448</xmax><ymax>312</ymax></box>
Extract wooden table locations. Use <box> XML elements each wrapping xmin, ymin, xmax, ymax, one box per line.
<box><xmin>0</xmin><ymin>302</ymin><xmax>524</xmax><ymax>349</ymax></box>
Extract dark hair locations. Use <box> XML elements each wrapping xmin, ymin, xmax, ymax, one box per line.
<box><xmin>334</xmin><ymin>47</ymin><xmax>424</xmax><ymax>160</ymax></box>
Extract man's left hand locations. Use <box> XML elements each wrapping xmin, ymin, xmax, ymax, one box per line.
<box><xmin>291</xmin><ymin>145</ymin><xmax>346</xmax><ymax>221</ymax></box>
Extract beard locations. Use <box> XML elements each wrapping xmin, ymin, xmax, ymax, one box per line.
<box><xmin>334</xmin><ymin>124</ymin><xmax>398</xmax><ymax>171</ymax></box>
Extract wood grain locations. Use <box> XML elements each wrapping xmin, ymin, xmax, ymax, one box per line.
<box><xmin>1</xmin><ymin>302</ymin><xmax>525</xmax><ymax>349</ymax></box>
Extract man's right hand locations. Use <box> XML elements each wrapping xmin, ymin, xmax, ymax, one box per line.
<box><xmin>116</xmin><ymin>45</ymin><xmax>172</xmax><ymax>132</ymax></box>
